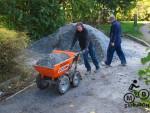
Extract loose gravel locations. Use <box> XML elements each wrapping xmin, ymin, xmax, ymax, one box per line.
<box><xmin>36</xmin><ymin>53</ymin><xmax>69</xmax><ymax>68</ymax></box>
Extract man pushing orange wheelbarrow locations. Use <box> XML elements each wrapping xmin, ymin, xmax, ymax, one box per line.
<box><xmin>33</xmin><ymin>50</ymin><xmax>81</xmax><ymax>94</ymax></box>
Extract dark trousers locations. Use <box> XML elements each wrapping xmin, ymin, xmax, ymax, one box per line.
<box><xmin>82</xmin><ymin>43</ymin><xmax>99</xmax><ymax>71</ymax></box>
<box><xmin>105</xmin><ymin>44</ymin><xmax>126</xmax><ymax>65</ymax></box>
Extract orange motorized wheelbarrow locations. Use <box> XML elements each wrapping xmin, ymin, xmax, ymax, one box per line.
<box><xmin>33</xmin><ymin>50</ymin><xmax>81</xmax><ymax>94</ymax></box>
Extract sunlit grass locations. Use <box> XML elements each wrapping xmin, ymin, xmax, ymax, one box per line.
<box><xmin>121</xmin><ymin>21</ymin><xmax>143</xmax><ymax>37</ymax></box>
<box><xmin>97</xmin><ymin>21</ymin><xmax>144</xmax><ymax>38</ymax></box>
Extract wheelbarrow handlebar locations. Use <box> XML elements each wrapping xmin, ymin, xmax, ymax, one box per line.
<box><xmin>76</xmin><ymin>49</ymin><xmax>88</xmax><ymax>55</ymax></box>
<box><xmin>74</xmin><ymin>52</ymin><xmax>80</xmax><ymax>59</ymax></box>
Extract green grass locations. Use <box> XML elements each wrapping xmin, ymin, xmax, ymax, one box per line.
<box><xmin>97</xmin><ymin>21</ymin><xmax>143</xmax><ymax>38</ymax></box>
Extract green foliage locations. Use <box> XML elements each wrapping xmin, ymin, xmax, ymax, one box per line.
<box><xmin>0</xmin><ymin>0</ymin><xmax>148</xmax><ymax>40</ymax></box>
<box><xmin>0</xmin><ymin>0</ymin><xmax>65</xmax><ymax>40</ymax></box>
<box><xmin>136</xmin><ymin>0</ymin><xmax>150</xmax><ymax>21</ymax></box>
<box><xmin>139</xmin><ymin>52</ymin><xmax>150</xmax><ymax>85</ymax></box>
<box><xmin>0</xmin><ymin>28</ymin><xmax>28</xmax><ymax>82</ymax></box>
<box><xmin>141</xmin><ymin>52</ymin><xmax>150</xmax><ymax>64</ymax></box>
<box><xmin>96</xmin><ymin>0</ymin><xmax>137</xmax><ymax>15</ymax></box>
<box><xmin>96</xmin><ymin>0</ymin><xmax>150</xmax><ymax>21</ymax></box>
<box><xmin>117</xmin><ymin>0</ymin><xmax>150</xmax><ymax>21</ymax></box>
<box><xmin>61</xmin><ymin>0</ymin><xmax>101</xmax><ymax>24</ymax></box>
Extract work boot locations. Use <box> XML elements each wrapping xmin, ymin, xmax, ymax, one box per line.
<box><xmin>94</xmin><ymin>67</ymin><xmax>100</xmax><ymax>73</ymax></box>
<box><xmin>101</xmin><ymin>61</ymin><xmax>111</xmax><ymax>68</ymax></box>
<box><xmin>85</xmin><ymin>70</ymin><xmax>91</xmax><ymax>75</ymax></box>
<box><xmin>121</xmin><ymin>63</ymin><xmax>127</xmax><ymax>66</ymax></box>
<box><xmin>101</xmin><ymin>61</ymin><xmax>106</xmax><ymax>66</ymax></box>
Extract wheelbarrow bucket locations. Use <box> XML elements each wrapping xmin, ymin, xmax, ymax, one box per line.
<box><xmin>34</xmin><ymin>50</ymin><xmax>78</xmax><ymax>80</ymax></box>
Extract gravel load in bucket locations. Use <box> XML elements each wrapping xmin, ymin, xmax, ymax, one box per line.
<box><xmin>36</xmin><ymin>53</ymin><xmax>69</xmax><ymax>68</ymax></box>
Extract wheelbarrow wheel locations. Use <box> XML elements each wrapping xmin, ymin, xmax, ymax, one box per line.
<box><xmin>72</xmin><ymin>71</ymin><xmax>81</xmax><ymax>87</ymax></box>
<box><xmin>57</xmin><ymin>75</ymin><xmax>70</xmax><ymax>94</ymax></box>
<box><xmin>36</xmin><ymin>75</ymin><xmax>49</xmax><ymax>89</ymax></box>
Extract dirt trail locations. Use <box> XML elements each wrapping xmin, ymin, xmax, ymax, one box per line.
<box><xmin>0</xmin><ymin>38</ymin><xmax>148</xmax><ymax>113</ymax></box>
<box><xmin>140</xmin><ymin>23</ymin><xmax>150</xmax><ymax>44</ymax></box>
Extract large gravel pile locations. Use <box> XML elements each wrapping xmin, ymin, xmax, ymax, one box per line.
<box><xmin>29</xmin><ymin>23</ymin><xmax>109</xmax><ymax>62</ymax></box>
<box><xmin>36</xmin><ymin>53</ymin><xmax>69</xmax><ymax>68</ymax></box>
<box><xmin>27</xmin><ymin>23</ymin><xmax>139</xmax><ymax>66</ymax></box>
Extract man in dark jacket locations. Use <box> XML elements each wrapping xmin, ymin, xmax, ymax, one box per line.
<box><xmin>70</xmin><ymin>22</ymin><xmax>100</xmax><ymax>75</ymax></box>
<box><xmin>105</xmin><ymin>15</ymin><xmax>126</xmax><ymax>66</ymax></box>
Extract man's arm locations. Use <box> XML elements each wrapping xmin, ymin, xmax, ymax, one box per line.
<box><xmin>85</xmin><ymin>30</ymin><xmax>90</xmax><ymax>50</ymax></box>
<box><xmin>82</xmin><ymin>30</ymin><xmax>90</xmax><ymax>53</ymax></box>
<box><xmin>70</xmin><ymin>33</ymin><xmax>77</xmax><ymax>50</ymax></box>
<box><xmin>110</xmin><ymin>24</ymin><xmax>116</xmax><ymax>43</ymax></box>
<box><xmin>133</xmin><ymin>84</ymin><xmax>140</xmax><ymax>88</ymax></box>
<box><xmin>109</xmin><ymin>25</ymin><xmax>113</xmax><ymax>39</ymax></box>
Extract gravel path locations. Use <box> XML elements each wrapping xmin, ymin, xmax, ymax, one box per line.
<box><xmin>140</xmin><ymin>23</ymin><xmax>150</xmax><ymax>44</ymax></box>
<box><xmin>0</xmin><ymin>38</ymin><xmax>148</xmax><ymax>113</ymax></box>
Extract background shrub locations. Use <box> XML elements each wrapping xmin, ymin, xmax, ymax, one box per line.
<box><xmin>0</xmin><ymin>0</ymin><xmax>66</xmax><ymax>40</ymax></box>
<box><xmin>0</xmin><ymin>28</ymin><xmax>28</xmax><ymax>82</ymax></box>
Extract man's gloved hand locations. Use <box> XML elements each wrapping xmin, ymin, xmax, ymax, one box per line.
<box><xmin>78</xmin><ymin>51</ymin><xmax>83</xmax><ymax>54</ymax></box>
<box><xmin>111</xmin><ymin>42</ymin><xmax>115</xmax><ymax>47</ymax></box>
<box><xmin>81</xmin><ymin>48</ymin><xmax>88</xmax><ymax>54</ymax></box>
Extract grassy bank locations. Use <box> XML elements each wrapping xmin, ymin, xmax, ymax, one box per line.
<box><xmin>0</xmin><ymin>28</ymin><xmax>29</xmax><ymax>83</ymax></box>
<box><xmin>97</xmin><ymin>21</ymin><xmax>143</xmax><ymax>38</ymax></box>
